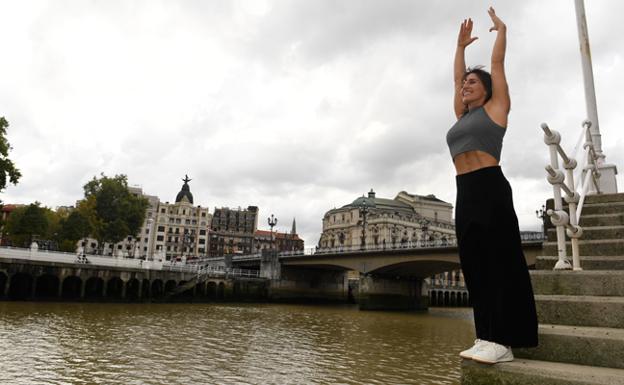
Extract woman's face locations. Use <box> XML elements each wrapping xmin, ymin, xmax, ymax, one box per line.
<box><xmin>461</xmin><ymin>73</ymin><xmax>487</xmax><ymax>106</ymax></box>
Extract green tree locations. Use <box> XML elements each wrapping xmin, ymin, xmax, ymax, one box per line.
<box><xmin>4</xmin><ymin>202</ymin><xmax>50</xmax><ymax>247</ymax></box>
<box><xmin>82</xmin><ymin>174</ymin><xmax>149</xmax><ymax>254</ymax></box>
<box><xmin>57</xmin><ymin>210</ymin><xmax>93</xmax><ymax>252</ymax></box>
<box><xmin>0</xmin><ymin>117</ymin><xmax>21</xmax><ymax>198</ymax></box>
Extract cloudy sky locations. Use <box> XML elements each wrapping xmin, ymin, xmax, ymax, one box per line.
<box><xmin>1</xmin><ymin>0</ymin><xmax>623</xmax><ymax>246</ymax></box>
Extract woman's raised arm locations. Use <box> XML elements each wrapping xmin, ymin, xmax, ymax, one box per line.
<box><xmin>454</xmin><ymin>19</ymin><xmax>478</xmax><ymax>119</ymax></box>
<box><xmin>486</xmin><ymin>7</ymin><xmax>510</xmax><ymax>121</ymax></box>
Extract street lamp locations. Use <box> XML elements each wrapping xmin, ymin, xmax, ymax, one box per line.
<box><xmin>358</xmin><ymin>198</ymin><xmax>370</xmax><ymax>250</ymax></box>
<box><xmin>268</xmin><ymin>214</ymin><xmax>278</xmax><ymax>251</ymax></box>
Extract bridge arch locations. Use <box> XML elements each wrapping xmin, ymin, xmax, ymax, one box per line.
<box><xmin>126</xmin><ymin>279</ymin><xmax>140</xmax><ymax>300</ymax></box>
<box><xmin>35</xmin><ymin>274</ymin><xmax>60</xmax><ymax>299</ymax></box>
<box><xmin>206</xmin><ymin>281</ymin><xmax>217</xmax><ymax>300</ymax></box>
<box><xmin>430</xmin><ymin>290</ymin><xmax>438</xmax><ymax>306</ymax></box>
<box><xmin>85</xmin><ymin>277</ymin><xmax>104</xmax><ymax>299</ymax></box>
<box><xmin>450</xmin><ymin>292</ymin><xmax>457</xmax><ymax>307</ymax></box>
<box><xmin>107</xmin><ymin>277</ymin><xmax>124</xmax><ymax>299</ymax></box>
<box><xmin>9</xmin><ymin>272</ymin><xmax>33</xmax><ymax>300</ymax></box>
<box><xmin>62</xmin><ymin>276</ymin><xmax>82</xmax><ymax>299</ymax></box>
<box><xmin>164</xmin><ymin>280</ymin><xmax>177</xmax><ymax>296</ymax></box>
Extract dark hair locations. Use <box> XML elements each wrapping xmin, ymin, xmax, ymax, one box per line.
<box><xmin>463</xmin><ymin>66</ymin><xmax>492</xmax><ymax>104</ymax></box>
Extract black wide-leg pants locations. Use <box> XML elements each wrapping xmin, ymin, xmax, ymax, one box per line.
<box><xmin>455</xmin><ymin>166</ymin><xmax>538</xmax><ymax>348</ymax></box>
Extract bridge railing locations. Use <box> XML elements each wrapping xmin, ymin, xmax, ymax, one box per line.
<box><xmin>311</xmin><ymin>239</ymin><xmax>458</xmax><ymax>255</ymax></box>
<box><xmin>161</xmin><ymin>262</ymin><xmax>260</xmax><ymax>278</ymax></box>
<box><xmin>542</xmin><ymin>120</ymin><xmax>600</xmax><ymax>271</ymax></box>
<box><xmin>0</xmin><ymin>246</ymin><xmax>163</xmax><ymax>270</ymax></box>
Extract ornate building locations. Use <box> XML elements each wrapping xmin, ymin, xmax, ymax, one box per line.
<box><xmin>208</xmin><ymin>206</ymin><xmax>258</xmax><ymax>256</ymax></box>
<box><xmin>82</xmin><ymin>176</ymin><xmax>213</xmax><ymax>261</ymax></box>
<box><xmin>318</xmin><ymin>189</ymin><xmax>455</xmax><ymax>249</ymax></box>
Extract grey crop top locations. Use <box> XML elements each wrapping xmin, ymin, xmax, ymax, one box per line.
<box><xmin>446</xmin><ymin>106</ymin><xmax>506</xmax><ymax>161</ymax></box>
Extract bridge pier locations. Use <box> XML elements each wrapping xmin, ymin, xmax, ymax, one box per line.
<box><xmin>260</xmin><ymin>250</ymin><xmax>281</xmax><ymax>280</ymax></box>
<box><xmin>358</xmin><ymin>275</ymin><xmax>427</xmax><ymax>311</ymax></box>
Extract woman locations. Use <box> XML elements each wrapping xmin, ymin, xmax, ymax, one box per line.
<box><xmin>446</xmin><ymin>7</ymin><xmax>538</xmax><ymax>364</ymax></box>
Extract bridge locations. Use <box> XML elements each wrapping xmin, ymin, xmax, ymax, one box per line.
<box><xmin>0</xmin><ymin>233</ymin><xmax>544</xmax><ymax>310</ymax></box>
<box><xmin>0</xmin><ymin>246</ymin><xmax>266</xmax><ymax>302</ymax></box>
<box><xmin>223</xmin><ymin>234</ymin><xmax>544</xmax><ymax>310</ymax></box>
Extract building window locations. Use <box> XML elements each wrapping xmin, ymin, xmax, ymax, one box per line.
<box><xmin>199</xmin><ymin>239</ymin><xmax>205</xmax><ymax>244</ymax></box>
<box><xmin>158</xmin><ymin>226</ymin><xmax>165</xmax><ymax>232</ymax></box>
<box><xmin>200</xmin><ymin>229</ymin><xmax>206</xmax><ymax>235</ymax></box>
<box><xmin>201</xmin><ymin>212</ymin><xmax>206</xmax><ymax>217</ymax></box>
<box><xmin>145</xmin><ymin>229</ymin><xmax>149</xmax><ymax>234</ymax></box>
<box><xmin>157</xmin><ymin>235</ymin><xmax>164</xmax><ymax>241</ymax></box>
<box><xmin>161</xmin><ymin>208</ymin><xmax>165</xmax><ymax>213</ymax></box>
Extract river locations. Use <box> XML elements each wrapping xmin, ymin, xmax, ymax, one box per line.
<box><xmin>0</xmin><ymin>302</ymin><xmax>474</xmax><ymax>384</ymax></box>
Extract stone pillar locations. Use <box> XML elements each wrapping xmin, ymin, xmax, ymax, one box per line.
<box><xmin>358</xmin><ymin>275</ymin><xmax>428</xmax><ymax>311</ymax></box>
<box><xmin>80</xmin><ymin>280</ymin><xmax>86</xmax><ymax>299</ymax></box>
<box><xmin>260</xmin><ymin>250</ymin><xmax>281</xmax><ymax>280</ymax></box>
<box><xmin>57</xmin><ymin>275</ymin><xmax>64</xmax><ymax>298</ymax></box>
<box><xmin>121</xmin><ymin>280</ymin><xmax>127</xmax><ymax>300</ymax></box>
<box><xmin>102</xmin><ymin>279</ymin><xmax>108</xmax><ymax>298</ymax></box>
<box><xmin>137</xmin><ymin>280</ymin><xmax>143</xmax><ymax>301</ymax></box>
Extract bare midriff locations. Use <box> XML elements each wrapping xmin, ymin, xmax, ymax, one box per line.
<box><xmin>453</xmin><ymin>150</ymin><xmax>499</xmax><ymax>175</ymax></box>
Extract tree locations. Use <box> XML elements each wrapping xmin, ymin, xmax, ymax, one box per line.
<box><xmin>82</xmin><ymin>174</ymin><xmax>149</xmax><ymax>254</ymax></box>
<box><xmin>0</xmin><ymin>117</ymin><xmax>21</xmax><ymax>198</ymax></box>
<box><xmin>57</xmin><ymin>210</ymin><xmax>93</xmax><ymax>252</ymax></box>
<box><xmin>4</xmin><ymin>202</ymin><xmax>50</xmax><ymax>247</ymax></box>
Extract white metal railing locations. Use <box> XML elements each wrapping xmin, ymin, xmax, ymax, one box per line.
<box><xmin>542</xmin><ymin>119</ymin><xmax>601</xmax><ymax>271</ymax></box>
<box><xmin>161</xmin><ymin>262</ymin><xmax>260</xmax><ymax>278</ymax></box>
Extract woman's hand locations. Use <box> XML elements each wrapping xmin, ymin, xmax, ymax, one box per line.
<box><xmin>457</xmin><ymin>18</ymin><xmax>478</xmax><ymax>48</ymax></box>
<box><xmin>488</xmin><ymin>7</ymin><xmax>506</xmax><ymax>32</ymax></box>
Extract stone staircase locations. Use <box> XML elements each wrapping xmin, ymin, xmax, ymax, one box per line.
<box><xmin>462</xmin><ymin>193</ymin><xmax>624</xmax><ymax>385</ymax></box>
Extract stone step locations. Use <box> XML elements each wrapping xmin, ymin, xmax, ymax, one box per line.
<box><xmin>542</xmin><ymin>239</ymin><xmax>624</xmax><ymax>257</ymax></box>
<box><xmin>531</xmin><ymin>270</ymin><xmax>624</xmax><ymax>295</ymax></box>
<box><xmin>462</xmin><ymin>358</ymin><xmax>624</xmax><ymax>385</ymax></box>
<box><xmin>581</xmin><ymin>193</ymin><xmax>624</xmax><ymax>204</ymax></box>
<box><xmin>535</xmin><ymin>256</ymin><xmax>624</xmax><ymax>271</ymax></box>
<box><xmin>535</xmin><ymin>295</ymin><xmax>624</xmax><ymax>329</ymax></box>
<box><xmin>515</xmin><ymin>324</ymin><xmax>624</xmax><ymax>369</ymax></box>
<box><xmin>547</xmin><ymin>226</ymin><xmax>624</xmax><ymax>242</ymax></box>
<box><xmin>579</xmin><ymin>213</ymin><xmax>624</xmax><ymax>227</ymax></box>
<box><xmin>578</xmin><ymin>202</ymin><xmax>624</xmax><ymax>215</ymax></box>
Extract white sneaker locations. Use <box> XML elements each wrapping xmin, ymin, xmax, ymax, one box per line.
<box><xmin>459</xmin><ymin>339</ymin><xmax>488</xmax><ymax>359</ymax></box>
<box><xmin>471</xmin><ymin>341</ymin><xmax>514</xmax><ymax>364</ymax></box>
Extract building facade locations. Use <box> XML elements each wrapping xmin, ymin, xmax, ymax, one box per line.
<box><xmin>208</xmin><ymin>206</ymin><xmax>258</xmax><ymax>256</ymax></box>
<box><xmin>318</xmin><ymin>189</ymin><xmax>456</xmax><ymax>249</ymax></box>
<box><xmin>82</xmin><ymin>176</ymin><xmax>214</xmax><ymax>261</ymax></box>
<box><xmin>254</xmin><ymin>219</ymin><xmax>304</xmax><ymax>253</ymax></box>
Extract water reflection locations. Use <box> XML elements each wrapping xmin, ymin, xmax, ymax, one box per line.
<box><xmin>0</xmin><ymin>302</ymin><xmax>474</xmax><ymax>384</ymax></box>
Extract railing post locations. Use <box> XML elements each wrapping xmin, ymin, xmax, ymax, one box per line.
<box><xmin>542</xmin><ymin>123</ymin><xmax>572</xmax><ymax>270</ymax></box>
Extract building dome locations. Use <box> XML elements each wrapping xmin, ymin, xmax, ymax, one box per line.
<box><xmin>175</xmin><ymin>175</ymin><xmax>194</xmax><ymax>204</ymax></box>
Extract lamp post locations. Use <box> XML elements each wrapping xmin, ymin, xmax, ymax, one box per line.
<box><xmin>359</xmin><ymin>198</ymin><xmax>369</xmax><ymax>250</ymax></box>
<box><xmin>268</xmin><ymin>214</ymin><xmax>278</xmax><ymax>251</ymax></box>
